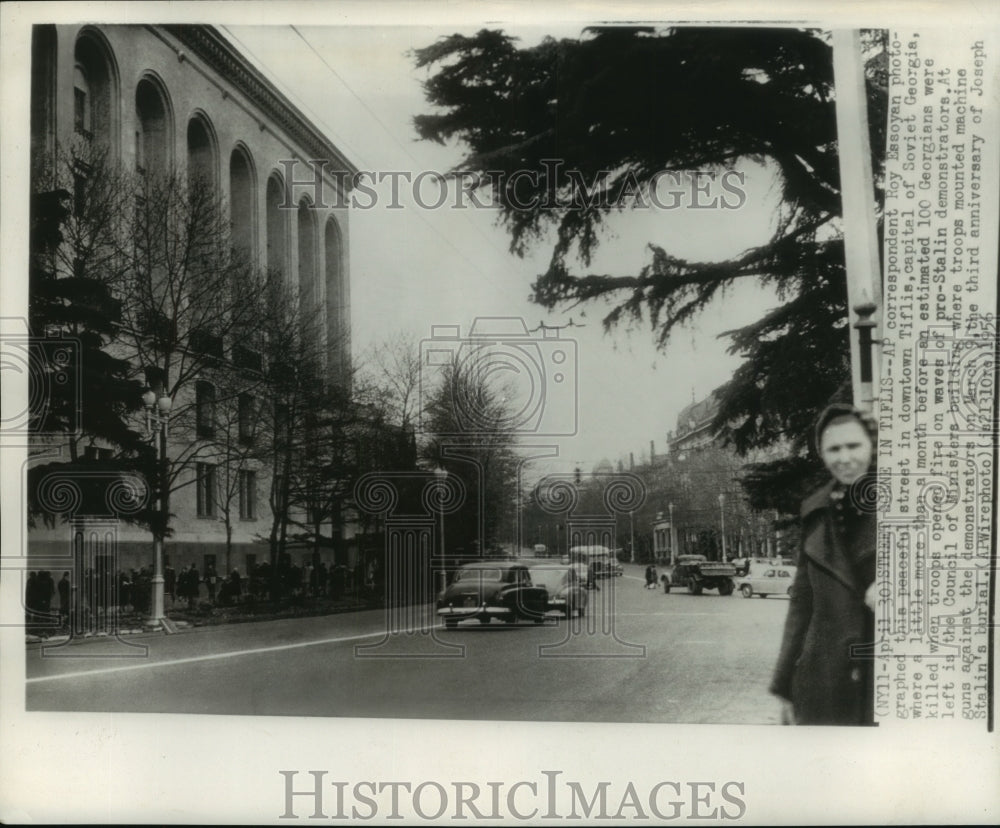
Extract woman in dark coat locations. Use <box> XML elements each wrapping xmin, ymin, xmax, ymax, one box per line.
<box><xmin>770</xmin><ymin>404</ymin><xmax>878</xmax><ymax>726</ymax></box>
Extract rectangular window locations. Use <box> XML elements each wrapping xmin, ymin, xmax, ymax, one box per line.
<box><xmin>196</xmin><ymin>381</ymin><xmax>216</xmax><ymax>439</ymax></box>
<box><xmin>239</xmin><ymin>469</ymin><xmax>257</xmax><ymax>520</ymax></box>
<box><xmin>196</xmin><ymin>463</ymin><xmax>216</xmax><ymax>517</ymax></box>
<box><xmin>238</xmin><ymin>394</ymin><xmax>255</xmax><ymax>445</ymax></box>
<box><xmin>74</xmin><ymin>88</ymin><xmax>87</xmax><ymax>134</ymax></box>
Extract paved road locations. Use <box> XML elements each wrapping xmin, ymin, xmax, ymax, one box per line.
<box><xmin>26</xmin><ymin>566</ymin><xmax>791</xmax><ymax>723</ymax></box>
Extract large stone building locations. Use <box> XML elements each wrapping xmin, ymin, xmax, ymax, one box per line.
<box><xmin>28</xmin><ymin>24</ymin><xmax>357</xmax><ymax>578</ymax></box>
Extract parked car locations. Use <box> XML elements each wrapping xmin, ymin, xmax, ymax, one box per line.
<box><xmin>731</xmin><ymin>556</ymin><xmax>780</xmax><ymax>577</ymax></box>
<box><xmin>528</xmin><ymin>562</ymin><xmax>589</xmax><ymax>618</ymax></box>
<box><xmin>437</xmin><ymin>561</ymin><xmax>549</xmax><ymax>628</ymax></box>
<box><xmin>736</xmin><ymin>566</ymin><xmax>797</xmax><ymax>598</ymax></box>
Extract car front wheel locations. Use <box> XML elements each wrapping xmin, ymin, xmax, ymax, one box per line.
<box><xmin>740</xmin><ymin>585</ymin><xmax>753</xmax><ymax>598</ymax></box>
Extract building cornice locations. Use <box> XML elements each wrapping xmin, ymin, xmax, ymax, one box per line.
<box><xmin>161</xmin><ymin>25</ymin><xmax>359</xmax><ymax>178</ymax></box>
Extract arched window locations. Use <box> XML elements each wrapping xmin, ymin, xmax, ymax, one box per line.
<box><xmin>31</xmin><ymin>25</ymin><xmax>57</xmax><ymax>168</ymax></box>
<box><xmin>73</xmin><ymin>29</ymin><xmax>118</xmax><ymax>154</ymax></box>
<box><xmin>265</xmin><ymin>173</ymin><xmax>287</xmax><ymax>277</ymax></box>
<box><xmin>324</xmin><ymin>216</ymin><xmax>347</xmax><ymax>371</ymax></box>
<box><xmin>297</xmin><ymin>198</ymin><xmax>318</xmax><ymax>317</ymax></box>
<box><xmin>229</xmin><ymin>145</ymin><xmax>256</xmax><ymax>263</ymax></box>
<box><xmin>135</xmin><ymin>77</ymin><xmax>171</xmax><ymax>175</ymax></box>
<box><xmin>186</xmin><ymin>113</ymin><xmax>217</xmax><ymax>192</ymax></box>
<box><xmin>73</xmin><ymin>65</ymin><xmax>91</xmax><ymax>136</ymax></box>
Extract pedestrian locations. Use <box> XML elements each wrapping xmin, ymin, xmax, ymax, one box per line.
<box><xmin>25</xmin><ymin>571</ymin><xmax>39</xmax><ymax>623</ymax></box>
<box><xmin>229</xmin><ymin>569</ymin><xmax>242</xmax><ymax>603</ymax></box>
<box><xmin>165</xmin><ymin>564</ymin><xmax>176</xmax><ymax>604</ymax></box>
<box><xmin>58</xmin><ymin>571</ymin><xmax>70</xmax><ymax>626</ymax></box>
<box><xmin>205</xmin><ymin>564</ymin><xmax>217</xmax><ymax>603</ymax></box>
<box><xmin>770</xmin><ymin>403</ymin><xmax>878</xmax><ymax>726</ymax></box>
<box><xmin>37</xmin><ymin>571</ymin><xmax>55</xmax><ymax>614</ymax></box>
<box><xmin>317</xmin><ymin>562</ymin><xmax>328</xmax><ymax>597</ymax></box>
<box><xmin>118</xmin><ymin>570</ymin><xmax>132</xmax><ymax>612</ymax></box>
<box><xmin>186</xmin><ymin>563</ymin><xmax>200</xmax><ymax>608</ymax></box>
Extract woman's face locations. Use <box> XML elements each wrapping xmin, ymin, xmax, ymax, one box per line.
<box><xmin>820</xmin><ymin>417</ymin><xmax>874</xmax><ymax>485</ymax></box>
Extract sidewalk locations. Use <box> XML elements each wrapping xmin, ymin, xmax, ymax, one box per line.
<box><xmin>24</xmin><ymin>590</ymin><xmax>381</xmax><ymax>644</ymax></box>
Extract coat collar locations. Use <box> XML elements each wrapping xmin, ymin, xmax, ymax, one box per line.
<box><xmin>800</xmin><ymin>479</ymin><xmax>863</xmax><ymax>595</ymax></box>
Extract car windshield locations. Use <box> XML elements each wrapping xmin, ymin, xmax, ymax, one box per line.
<box><xmin>455</xmin><ymin>568</ymin><xmax>504</xmax><ymax>582</ymax></box>
<box><xmin>528</xmin><ymin>568</ymin><xmax>569</xmax><ymax>588</ymax></box>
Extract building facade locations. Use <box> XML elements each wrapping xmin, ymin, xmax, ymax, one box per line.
<box><xmin>28</xmin><ymin>24</ymin><xmax>357</xmax><ymax>578</ymax></box>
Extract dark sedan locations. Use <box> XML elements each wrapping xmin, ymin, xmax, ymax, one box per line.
<box><xmin>528</xmin><ymin>562</ymin><xmax>589</xmax><ymax>618</ymax></box>
<box><xmin>437</xmin><ymin>562</ymin><xmax>549</xmax><ymax>628</ymax></box>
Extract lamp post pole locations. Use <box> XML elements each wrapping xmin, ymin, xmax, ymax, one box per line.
<box><xmin>143</xmin><ymin>388</ymin><xmax>172</xmax><ymax>626</ymax></box>
<box><xmin>629</xmin><ymin>510</ymin><xmax>635</xmax><ymax>564</ymax></box>
<box><xmin>718</xmin><ymin>493</ymin><xmax>727</xmax><ymax>561</ymax></box>
<box><xmin>668</xmin><ymin>502</ymin><xmax>677</xmax><ymax>567</ymax></box>
<box><xmin>434</xmin><ymin>467</ymin><xmax>447</xmax><ymax>594</ymax></box>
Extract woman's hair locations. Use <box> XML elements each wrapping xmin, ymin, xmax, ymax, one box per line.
<box><xmin>813</xmin><ymin>403</ymin><xmax>878</xmax><ymax>454</ymax></box>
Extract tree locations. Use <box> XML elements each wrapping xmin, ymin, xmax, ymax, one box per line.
<box><xmin>362</xmin><ymin>331</ymin><xmax>424</xmax><ymax>435</ymax></box>
<box><xmin>108</xmin><ymin>167</ymin><xmax>267</xmax><ymax>547</ymax></box>
<box><xmin>249</xmin><ymin>273</ymin><xmax>327</xmax><ymax>593</ymax></box>
<box><xmin>413</xmin><ymin>26</ymin><xmax>887</xmax><ymax>508</ymax></box>
<box><xmin>27</xmin><ymin>146</ymin><xmax>151</xmax><ymax>525</ymax></box>
<box><xmin>30</xmin><ymin>146</ymin><xmax>271</xmax><ymax>556</ymax></box>
<box><xmin>420</xmin><ymin>354</ymin><xmax>521</xmax><ymax>554</ymax></box>
<box><xmin>210</xmin><ymin>366</ymin><xmax>269</xmax><ymax>574</ymax></box>
<box><xmin>286</xmin><ymin>364</ymin><xmax>361</xmax><ymax>566</ymax></box>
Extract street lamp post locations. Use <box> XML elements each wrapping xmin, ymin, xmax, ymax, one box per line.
<box><xmin>629</xmin><ymin>510</ymin><xmax>635</xmax><ymax>564</ymax></box>
<box><xmin>668</xmin><ymin>502</ymin><xmax>677</xmax><ymax>567</ymax></box>
<box><xmin>718</xmin><ymin>493</ymin><xmax>727</xmax><ymax>561</ymax></box>
<box><xmin>434</xmin><ymin>467</ymin><xmax>447</xmax><ymax>594</ymax></box>
<box><xmin>142</xmin><ymin>387</ymin><xmax>172</xmax><ymax>626</ymax></box>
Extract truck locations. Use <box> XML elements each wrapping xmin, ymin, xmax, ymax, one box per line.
<box><xmin>663</xmin><ymin>554</ymin><xmax>736</xmax><ymax>596</ymax></box>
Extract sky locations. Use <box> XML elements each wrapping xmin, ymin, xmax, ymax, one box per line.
<box><xmin>223</xmin><ymin>23</ymin><xmax>785</xmax><ymax>475</ymax></box>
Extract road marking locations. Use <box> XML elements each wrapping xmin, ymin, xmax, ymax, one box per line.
<box><xmin>26</xmin><ymin>629</ymin><xmax>392</xmax><ymax>684</ymax></box>
<box><xmin>617</xmin><ymin>612</ymin><xmax>719</xmax><ymax>617</ymax></box>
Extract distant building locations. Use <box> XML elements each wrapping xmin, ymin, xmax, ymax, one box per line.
<box><xmin>621</xmin><ymin>386</ymin><xmax>785</xmax><ymax>562</ymax></box>
<box><xmin>667</xmin><ymin>389</ymin><xmax>722</xmax><ymax>455</ymax></box>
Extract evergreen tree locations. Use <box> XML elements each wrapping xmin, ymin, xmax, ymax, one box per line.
<box><xmin>413</xmin><ymin>26</ymin><xmax>887</xmax><ymax>509</ymax></box>
<box><xmin>28</xmin><ymin>152</ymin><xmax>150</xmax><ymax>524</ymax></box>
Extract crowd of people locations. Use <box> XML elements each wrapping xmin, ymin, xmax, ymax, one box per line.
<box><xmin>26</xmin><ymin>556</ymin><xmax>378</xmax><ymax>629</ymax></box>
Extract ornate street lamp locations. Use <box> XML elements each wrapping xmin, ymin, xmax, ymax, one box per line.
<box><xmin>142</xmin><ymin>386</ymin><xmax>172</xmax><ymax>625</ymax></box>
<box><xmin>718</xmin><ymin>492</ymin><xmax>727</xmax><ymax>561</ymax></box>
